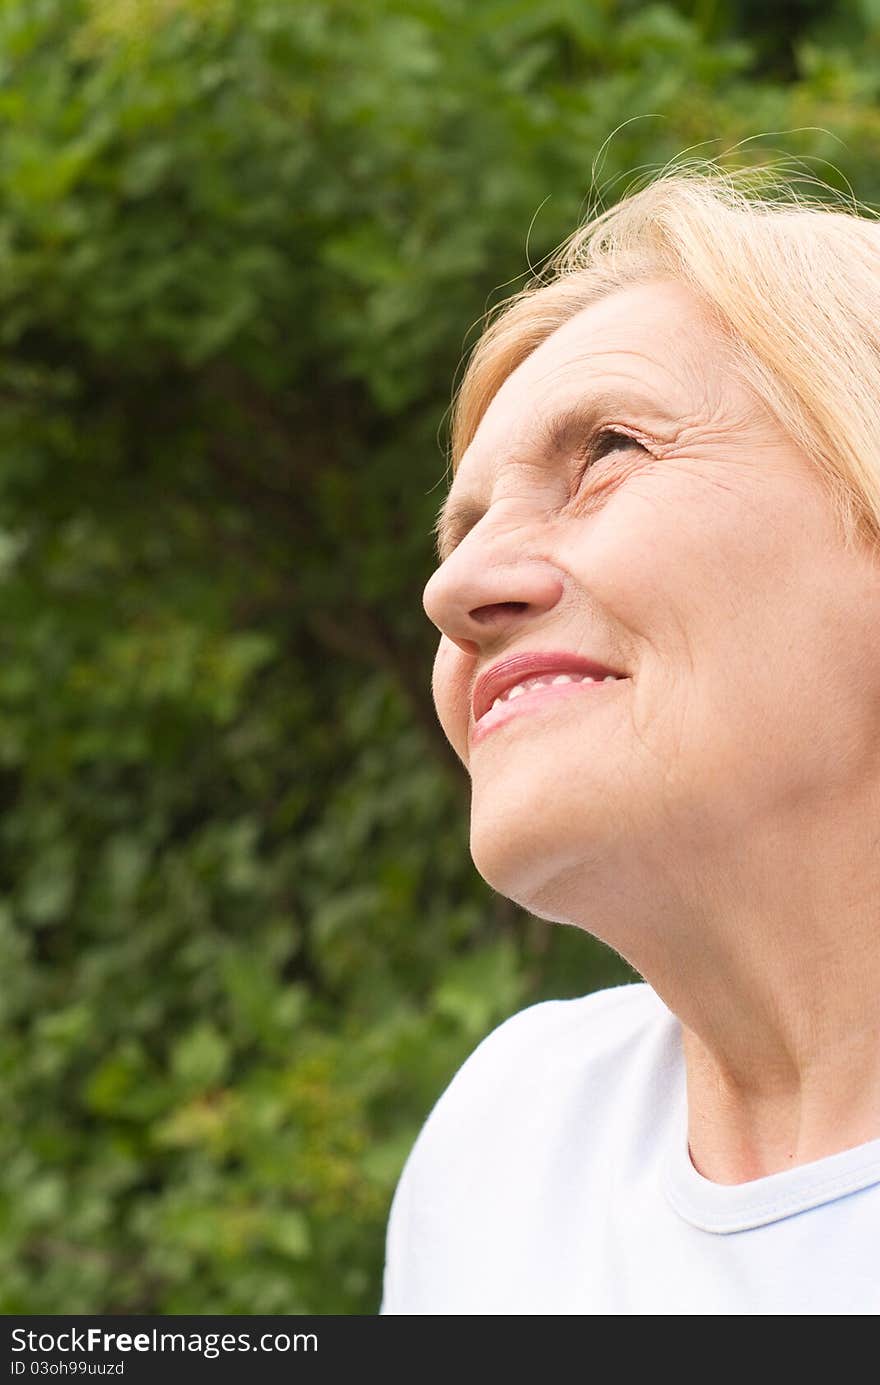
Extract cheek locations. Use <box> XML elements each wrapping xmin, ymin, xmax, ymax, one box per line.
<box><xmin>432</xmin><ymin>637</ymin><xmax>474</xmax><ymax>748</ymax></box>
<box><xmin>578</xmin><ymin>458</ymin><xmax>787</xmax><ymax>640</ymax></box>
<box><xmin>603</xmin><ymin>476</ymin><xmax>872</xmax><ymax>818</ymax></box>
<box><xmin>566</xmin><ymin>474</ymin><xmax>796</xmax><ymax>754</ymax></box>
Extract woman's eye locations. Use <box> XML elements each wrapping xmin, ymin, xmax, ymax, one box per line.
<box><xmin>571</xmin><ymin>429</ymin><xmax>648</xmax><ymax>502</ymax></box>
<box><xmin>586</xmin><ymin>428</ymin><xmax>644</xmax><ymax>464</ymax></box>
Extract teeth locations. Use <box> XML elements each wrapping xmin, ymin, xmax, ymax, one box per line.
<box><xmin>482</xmin><ymin>670</ymin><xmax>622</xmax><ymax>718</ymax></box>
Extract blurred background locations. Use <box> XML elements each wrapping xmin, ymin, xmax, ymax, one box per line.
<box><xmin>1</xmin><ymin>0</ymin><xmax>879</xmax><ymax>1314</ymax></box>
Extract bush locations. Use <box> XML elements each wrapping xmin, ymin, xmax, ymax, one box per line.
<box><xmin>0</xmin><ymin>0</ymin><xmax>878</xmax><ymax>1313</ymax></box>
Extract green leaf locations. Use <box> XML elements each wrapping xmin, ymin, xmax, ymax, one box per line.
<box><xmin>171</xmin><ymin>1024</ymin><xmax>230</xmax><ymax>1089</ymax></box>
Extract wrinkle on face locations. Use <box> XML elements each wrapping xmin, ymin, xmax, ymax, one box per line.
<box><xmin>446</xmin><ymin>294</ymin><xmax>768</xmax><ymax>557</ymax></box>
<box><xmin>425</xmin><ymin>278</ymin><xmax>880</xmax><ymax>890</ymax></box>
<box><xmin>422</xmin><ymin>276</ymin><xmax>880</xmax><ymax>1165</ymax></box>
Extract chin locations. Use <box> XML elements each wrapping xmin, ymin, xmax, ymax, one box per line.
<box><xmin>468</xmin><ymin>795</ymin><xmax>597</xmax><ymax>918</ymax></box>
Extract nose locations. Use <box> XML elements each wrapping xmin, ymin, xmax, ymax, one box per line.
<box><xmin>422</xmin><ymin>545</ymin><xmax>565</xmax><ymax>656</ymax></box>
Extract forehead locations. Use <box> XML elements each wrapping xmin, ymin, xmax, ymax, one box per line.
<box><xmin>456</xmin><ymin>279</ymin><xmax>728</xmax><ymax>480</ymax></box>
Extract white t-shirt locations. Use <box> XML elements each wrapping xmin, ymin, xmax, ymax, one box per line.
<box><xmin>380</xmin><ymin>982</ymin><xmax>880</xmax><ymax>1314</ymax></box>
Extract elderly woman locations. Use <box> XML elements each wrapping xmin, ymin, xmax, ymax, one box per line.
<box><xmin>379</xmin><ymin>167</ymin><xmax>880</xmax><ymax>1315</ymax></box>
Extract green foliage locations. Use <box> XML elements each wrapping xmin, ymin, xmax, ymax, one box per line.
<box><xmin>0</xmin><ymin>0</ymin><xmax>879</xmax><ymax>1313</ymax></box>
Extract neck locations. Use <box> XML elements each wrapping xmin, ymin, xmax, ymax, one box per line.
<box><xmin>597</xmin><ymin>797</ymin><xmax>880</xmax><ymax>1184</ymax></box>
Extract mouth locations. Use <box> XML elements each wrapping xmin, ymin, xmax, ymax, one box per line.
<box><xmin>473</xmin><ymin>673</ymin><xmax>626</xmax><ymax>742</ymax></box>
<box><xmin>471</xmin><ymin>650</ymin><xmax>629</xmax><ymax>747</ymax></box>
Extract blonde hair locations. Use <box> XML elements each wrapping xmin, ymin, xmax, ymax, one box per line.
<box><xmin>449</xmin><ymin>163</ymin><xmax>880</xmax><ymax>552</ymax></box>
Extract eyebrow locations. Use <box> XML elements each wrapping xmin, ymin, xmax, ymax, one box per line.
<box><xmin>432</xmin><ymin>391</ymin><xmax>668</xmax><ymax>563</ymax></box>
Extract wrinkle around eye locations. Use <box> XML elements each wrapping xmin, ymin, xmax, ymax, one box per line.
<box><xmin>435</xmin><ymin>432</ymin><xmax>657</xmax><ymax>561</ymax></box>
<box><xmin>569</xmin><ymin>438</ymin><xmax>653</xmax><ymax>514</ymax></box>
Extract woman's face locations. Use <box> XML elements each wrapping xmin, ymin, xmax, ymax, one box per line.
<box><xmin>422</xmin><ymin>280</ymin><xmax>880</xmax><ymax>929</ymax></box>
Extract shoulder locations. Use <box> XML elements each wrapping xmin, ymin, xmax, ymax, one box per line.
<box><xmin>380</xmin><ymin>982</ymin><xmax>673</xmax><ymax>1312</ymax></box>
<box><xmin>400</xmin><ymin>981</ymin><xmax>670</xmax><ymax>1176</ymax></box>
<box><xmin>465</xmin><ymin>978</ymin><xmax>663</xmax><ymax>1061</ymax></box>
<box><xmin>432</xmin><ymin>980</ymin><xmax>666</xmax><ymax>1106</ymax></box>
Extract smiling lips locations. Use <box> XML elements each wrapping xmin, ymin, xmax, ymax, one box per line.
<box><xmin>471</xmin><ymin>651</ymin><xmax>627</xmax><ymax>730</ymax></box>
